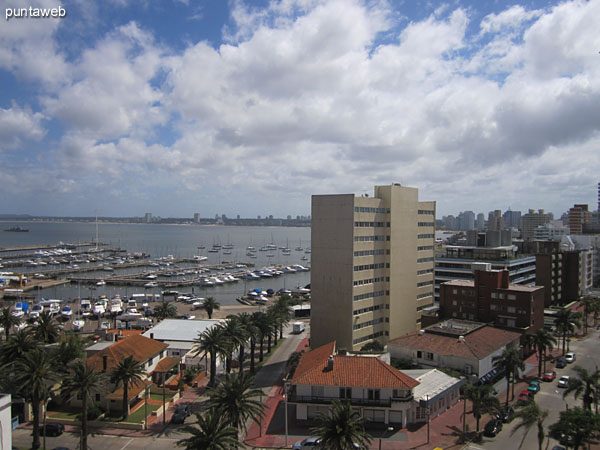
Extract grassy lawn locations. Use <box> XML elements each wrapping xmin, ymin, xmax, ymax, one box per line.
<box><xmin>150</xmin><ymin>392</ymin><xmax>175</xmax><ymax>402</ymax></box>
<box><xmin>104</xmin><ymin>401</ymin><xmax>161</xmax><ymax>424</ymax></box>
<box><xmin>48</xmin><ymin>410</ymin><xmax>80</xmax><ymax>420</ymax></box>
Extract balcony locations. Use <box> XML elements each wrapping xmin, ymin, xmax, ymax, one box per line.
<box><xmin>391</xmin><ymin>393</ymin><xmax>414</xmax><ymax>403</ymax></box>
<box><xmin>287</xmin><ymin>393</ymin><xmax>392</xmax><ymax>407</ymax></box>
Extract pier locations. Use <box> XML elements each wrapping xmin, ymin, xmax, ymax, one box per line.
<box><xmin>0</xmin><ymin>241</ymin><xmax>104</xmax><ymax>254</ymax></box>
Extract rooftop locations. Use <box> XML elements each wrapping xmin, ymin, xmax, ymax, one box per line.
<box><xmin>425</xmin><ymin>319</ymin><xmax>485</xmax><ymax>337</ymax></box>
<box><xmin>291</xmin><ymin>342</ymin><xmax>419</xmax><ymax>390</ymax></box>
<box><xmin>86</xmin><ymin>334</ymin><xmax>168</xmax><ymax>373</ymax></box>
<box><xmin>388</xmin><ymin>325</ymin><xmax>521</xmax><ymax>360</ymax></box>
<box><xmin>142</xmin><ymin>318</ymin><xmax>221</xmax><ymax>342</ymax></box>
<box><xmin>405</xmin><ymin>369</ymin><xmax>465</xmax><ymax>403</ymax></box>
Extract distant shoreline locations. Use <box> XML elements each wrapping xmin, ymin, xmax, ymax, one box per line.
<box><xmin>0</xmin><ymin>219</ymin><xmax>310</xmax><ymax>228</ymax></box>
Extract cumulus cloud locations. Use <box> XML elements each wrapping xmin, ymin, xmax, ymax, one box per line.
<box><xmin>2</xmin><ymin>0</ymin><xmax>600</xmax><ymax>216</ymax></box>
<box><xmin>0</xmin><ymin>103</ymin><xmax>46</xmax><ymax>151</ymax></box>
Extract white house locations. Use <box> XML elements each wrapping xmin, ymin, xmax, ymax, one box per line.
<box><xmin>289</xmin><ymin>342</ymin><xmax>463</xmax><ymax>428</ymax></box>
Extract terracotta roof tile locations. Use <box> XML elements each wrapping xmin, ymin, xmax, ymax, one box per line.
<box><xmin>86</xmin><ymin>334</ymin><xmax>168</xmax><ymax>373</ymax></box>
<box><xmin>388</xmin><ymin>326</ymin><xmax>521</xmax><ymax>360</ymax></box>
<box><xmin>291</xmin><ymin>342</ymin><xmax>419</xmax><ymax>390</ymax></box>
<box><xmin>153</xmin><ymin>357</ymin><xmax>181</xmax><ymax>373</ymax></box>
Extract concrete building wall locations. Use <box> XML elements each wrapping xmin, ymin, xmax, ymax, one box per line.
<box><xmin>311</xmin><ymin>194</ymin><xmax>356</xmax><ymax>350</ymax></box>
<box><xmin>311</xmin><ymin>185</ymin><xmax>434</xmax><ymax>351</ymax></box>
<box><xmin>0</xmin><ymin>394</ymin><xmax>11</xmax><ymax>450</ymax></box>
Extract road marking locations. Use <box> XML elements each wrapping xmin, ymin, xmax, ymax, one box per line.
<box><xmin>120</xmin><ymin>438</ymin><xmax>134</xmax><ymax>450</ymax></box>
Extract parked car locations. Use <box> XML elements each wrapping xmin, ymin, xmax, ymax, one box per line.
<box><xmin>556</xmin><ymin>358</ymin><xmax>567</xmax><ymax>368</ymax></box>
<box><xmin>558</xmin><ymin>375</ymin><xmax>570</xmax><ymax>388</ymax></box>
<box><xmin>293</xmin><ymin>438</ymin><xmax>322</xmax><ymax>449</ymax></box>
<box><xmin>497</xmin><ymin>406</ymin><xmax>514</xmax><ymax>423</ymax></box>
<box><xmin>543</xmin><ymin>371</ymin><xmax>556</xmax><ymax>382</ymax></box>
<box><xmin>518</xmin><ymin>390</ymin><xmax>533</xmax><ymax>402</ymax></box>
<box><xmin>40</xmin><ymin>423</ymin><xmax>65</xmax><ymax>437</ymax></box>
<box><xmin>528</xmin><ymin>381</ymin><xmax>541</xmax><ymax>394</ymax></box>
<box><xmin>484</xmin><ymin>418</ymin><xmax>503</xmax><ymax>437</ymax></box>
<box><xmin>171</xmin><ymin>404</ymin><xmax>191</xmax><ymax>424</ymax></box>
<box><xmin>565</xmin><ymin>352</ymin><xmax>576</xmax><ymax>363</ymax></box>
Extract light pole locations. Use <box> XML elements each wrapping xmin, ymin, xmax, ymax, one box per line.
<box><xmin>162</xmin><ymin>372</ymin><xmax>166</xmax><ymax>425</ymax></box>
<box><xmin>144</xmin><ymin>382</ymin><xmax>149</xmax><ymax>430</ymax></box>
<box><xmin>284</xmin><ymin>379</ymin><xmax>289</xmax><ymax>447</ymax></box>
<box><xmin>43</xmin><ymin>397</ymin><xmax>51</xmax><ymax>450</ymax></box>
<box><xmin>426</xmin><ymin>394</ymin><xmax>430</xmax><ymax>445</ymax></box>
<box><xmin>259</xmin><ymin>389</ymin><xmax>263</xmax><ymax>437</ymax></box>
<box><xmin>378</xmin><ymin>426</ymin><xmax>394</xmax><ymax>450</ymax></box>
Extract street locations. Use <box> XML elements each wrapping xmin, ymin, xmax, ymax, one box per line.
<box><xmin>473</xmin><ymin>327</ymin><xmax>600</xmax><ymax>450</ymax></box>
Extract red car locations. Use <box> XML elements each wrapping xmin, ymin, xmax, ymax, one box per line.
<box><xmin>519</xmin><ymin>390</ymin><xmax>533</xmax><ymax>402</ymax></box>
<box><xmin>543</xmin><ymin>371</ymin><xmax>556</xmax><ymax>382</ymax></box>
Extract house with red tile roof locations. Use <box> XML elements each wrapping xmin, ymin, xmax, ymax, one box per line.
<box><xmin>387</xmin><ymin>319</ymin><xmax>521</xmax><ymax>382</ymax></box>
<box><xmin>288</xmin><ymin>342</ymin><xmax>463</xmax><ymax>428</ymax></box>
<box><xmin>80</xmin><ymin>334</ymin><xmax>174</xmax><ymax>415</ymax></box>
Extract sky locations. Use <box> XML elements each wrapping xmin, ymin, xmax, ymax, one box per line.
<box><xmin>1</xmin><ymin>0</ymin><xmax>599</xmax><ymax>219</ymax></box>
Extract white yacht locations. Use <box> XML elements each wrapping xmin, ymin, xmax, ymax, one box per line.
<box><xmin>109</xmin><ymin>298</ymin><xmax>123</xmax><ymax>314</ymax></box>
<box><xmin>72</xmin><ymin>319</ymin><xmax>85</xmax><ymax>331</ymax></box>
<box><xmin>92</xmin><ymin>301</ymin><xmax>105</xmax><ymax>316</ymax></box>
<box><xmin>80</xmin><ymin>299</ymin><xmax>92</xmax><ymax>317</ymax></box>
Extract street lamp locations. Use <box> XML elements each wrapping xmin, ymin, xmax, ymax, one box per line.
<box><xmin>43</xmin><ymin>396</ymin><xmax>51</xmax><ymax>450</ymax></box>
<box><xmin>283</xmin><ymin>379</ymin><xmax>289</xmax><ymax>447</ymax></box>
<box><xmin>144</xmin><ymin>381</ymin><xmax>149</xmax><ymax>430</ymax></box>
<box><xmin>378</xmin><ymin>426</ymin><xmax>394</xmax><ymax>450</ymax></box>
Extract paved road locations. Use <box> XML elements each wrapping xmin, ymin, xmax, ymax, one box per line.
<box><xmin>12</xmin><ymin>321</ymin><xmax>308</xmax><ymax>450</ymax></box>
<box><xmin>474</xmin><ymin>327</ymin><xmax>599</xmax><ymax>450</ymax></box>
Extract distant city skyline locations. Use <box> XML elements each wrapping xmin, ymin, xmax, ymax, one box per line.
<box><xmin>1</xmin><ymin>0</ymin><xmax>599</xmax><ymax>218</ymax></box>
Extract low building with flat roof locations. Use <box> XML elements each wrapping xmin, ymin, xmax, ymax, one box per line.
<box><xmin>387</xmin><ymin>319</ymin><xmax>521</xmax><ymax>381</ymax></box>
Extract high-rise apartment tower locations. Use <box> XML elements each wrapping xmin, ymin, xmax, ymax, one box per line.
<box><xmin>310</xmin><ymin>184</ymin><xmax>436</xmax><ymax>350</ymax></box>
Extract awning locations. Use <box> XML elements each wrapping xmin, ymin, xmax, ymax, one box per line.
<box><xmin>152</xmin><ymin>357</ymin><xmax>181</xmax><ymax>374</ymax></box>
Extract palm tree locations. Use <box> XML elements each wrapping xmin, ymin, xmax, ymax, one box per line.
<box><xmin>206</xmin><ymin>372</ymin><xmax>265</xmax><ymax>433</ymax></box>
<box><xmin>271</xmin><ymin>295</ymin><xmax>292</xmax><ymax>339</ymax></box>
<box><xmin>203</xmin><ymin>297</ymin><xmax>220</xmax><ymax>319</ymax></box>
<box><xmin>554</xmin><ymin>308</ymin><xmax>581</xmax><ymax>355</ymax></box>
<box><xmin>236</xmin><ymin>313</ymin><xmax>256</xmax><ymax>374</ymax></box>
<box><xmin>563</xmin><ymin>366</ymin><xmax>600</xmax><ymax>412</ymax></box>
<box><xmin>463</xmin><ymin>384</ymin><xmax>500</xmax><ymax>433</ymax></box>
<box><xmin>14</xmin><ymin>348</ymin><xmax>57</xmax><ymax>450</ymax></box>
<box><xmin>33</xmin><ymin>310</ymin><xmax>61</xmax><ymax>344</ymax></box>
<box><xmin>311</xmin><ymin>400</ymin><xmax>372</xmax><ymax>450</ymax></box>
<box><xmin>220</xmin><ymin>317</ymin><xmax>245</xmax><ymax>374</ymax></box>
<box><xmin>493</xmin><ymin>346</ymin><xmax>524</xmax><ymax>405</ymax></box>
<box><xmin>267</xmin><ymin>308</ymin><xmax>281</xmax><ymax>347</ymax></box>
<box><xmin>52</xmin><ymin>333</ymin><xmax>86</xmax><ymax>373</ymax></box>
<box><xmin>0</xmin><ymin>328</ymin><xmax>38</xmax><ymax>366</ymax></box>
<box><xmin>109</xmin><ymin>355</ymin><xmax>146</xmax><ymax>419</ymax></box>
<box><xmin>511</xmin><ymin>401</ymin><xmax>548</xmax><ymax>450</ymax></box>
<box><xmin>176</xmin><ymin>409</ymin><xmax>240</xmax><ymax>449</ymax></box>
<box><xmin>194</xmin><ymin>324</ymin><xmax>228</xmax><ymax>387</ymax></box>
<box><xmin>532</xmin><ymin>328</ymin><xmax>557</xmax><ymax>378</ymax></box>
<box><xmin>252</xmin><ymin>311</ymin><xmax>272</xmax><ymax>363</ymax></box>
<box><xmin>153</xmin><ymin>302</ymin><xmax>177</xmax><ymax>321</ymax></box>
<box><xmin>61</xmin><ymin>362</ymin><xmax>107</xmax><ymax>450</ymax></box>
<box><xmin>0</xmin><ymin>306</ymin><xmax>21</xmax><ymax>341</ymax></box>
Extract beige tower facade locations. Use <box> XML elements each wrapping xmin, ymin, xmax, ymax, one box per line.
<box><xmin>310</xmin><ymin>184</ymin><xmax>436</xmax><ymax>351</ymax></box>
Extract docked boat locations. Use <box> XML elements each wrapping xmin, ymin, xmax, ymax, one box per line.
<box><xmin>80</xmin><ymin>299</ymin><xmax>92</xmax><ymax>317</ymax></box>
<box><xmin>72</xmin><ymin>319</ymin><xmax>85</xmax><ymax>331</ymax></box>
<box><xmin>116</xmin><ymin>308</ymin><xmax>142</xmax><ymax>321</ymax></box>
<box><xmin>144</xmin><ymin>281</ymin><xmax>158</xmax><ymax>288</ymax></box>
<box><xmin>96</xmin><ymin>280</ymin><xmax>106</xmax><ymax>286</ymax></box>
<box><xmin>291</xmin><ymin>264</ymin><xmax>310</xmax><ymax>272</ymax></box>
<box><xmin>28</xmin><ymin>304</ymin><xmax>44</xmax><ymax>319</ymax></box>
<box><xmin>92</xmin><ymin>301</ymin><xmax>105</xmax><ymax>316</ymax></box>
<box><xmin>61</xmin><ymin>306</ymin><xmax>73</xmax><ymax>318</ymax></box>
<box><xmin>110</xmin><ymin>298</ymin><xmax>123</xmax><ymax>314</ymax></box>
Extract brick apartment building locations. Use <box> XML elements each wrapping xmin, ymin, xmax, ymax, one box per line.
<box><xmin>439</xmin><ymin>263</ymin><xmax>544</xmax><ymax>333</ymax></box>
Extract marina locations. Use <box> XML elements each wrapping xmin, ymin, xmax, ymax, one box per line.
<box><xmin>0</xmin><ymin>222</ymin><xmax>311</xmax><ymax>306</ymax></box>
